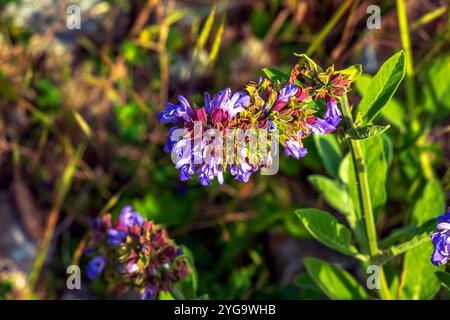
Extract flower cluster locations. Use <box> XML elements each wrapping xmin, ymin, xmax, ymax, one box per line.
<box><xmin>159</xmin><ymin>54</ymin><xmax>359</xmax><ymax>186</ymax></box>
<box><xmin>431</xmin><ymin>210</ymin><xmax>450</xmax><ymax>266</ymax></box>
<box><xmin>85</xmin><ymin>205</ymin><xmax>190</xmax><ymax>299</ymax></box>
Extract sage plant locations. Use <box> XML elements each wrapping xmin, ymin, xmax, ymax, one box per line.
<box><xmin>85</xmin><ymin>205</ymin><xmax>191</xmax><ymax>299</ymax></box>
<box><xmin>87</xmin><ymin>51</ymin><xmax>447</xmax><ymax>300</ymax></box>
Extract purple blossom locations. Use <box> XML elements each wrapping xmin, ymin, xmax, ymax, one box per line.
<box><xmin>179</xmin><ymin>163</ymin><xmax>195</xmax><ymax>181</ymax></box>
<box><xmin>308</xmin><ymin>117</ymin><xmax>337</xmax><ymax>135</ymax></box>
<box><xmin>284</xmin><ymin>139</ymin><xmax>308</xmax><ymax>159</ymax></box>
<box><xmin>141</xmin><ymin>284</ymin><xmax>158</xmax><ymax>300</ymax></box>
<box><xmin>196</xmin><ymin>158</ymin><xmax>224</xmax><ymax>186</ymax></box>
<box><xmin>87</xmin><ymin>256</ymin><xmax>106</xmax><ymax>280</ymax></box>
<box><xmin>324</xmin><ymin>99</ymin><xmax>342</xmax><ymax>127</ymax></box>
<box><xmin>163</xmin><ymin>127</ymin><xmax>179</xmax><ymax>153</ymax></box>
<box><xmin>208</xmin><ymin>88</ymin><xmax>231</xmax><ymax>115</ymax></box>
<box><xmin>229</xmin><ymin>164</ymin><xmax>252</xmax><ymax>182</ymax></box>
<box><xmin>204</xmin><ymin>92</ymin><xmax>212</xmax><ymax>115</ymax></box>
<box><xmin>118</xmin><ymin>205</ymin><xmax>144</xmax><ymax>228</ymax></box>
<box><xmin>160</xmin><ymin>79</ymin><xmax>344</xmax><ymax>186</ymax></box>
<box><xmin>158</xmin><ymin>96</ymin><xmax>193</xmax><ymax>124</ymax></box>
<box><xmin>86</xmin><ymin>207</ymin><xmax>191</xmax><ymax>300</ymax></box>
<box><xmin>431</xmin><ymin>211</ymin><xmax>450</xmax><ymax>266</ymax></box>
<box><xmin>108</xmin><ymin>229</ymin><xmax>126</xmax><ymax>246</ymax></box>
<box><xmin>224</xmin><ymin>91</ymin><xmax>250</xmax><ymax>118</ymax></box>
<box><xmin>277</xmin><ymin>84</ymin><xmax>298</xmax><ymax>102</ymax></box>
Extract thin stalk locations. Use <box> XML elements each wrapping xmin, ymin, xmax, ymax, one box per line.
<box><xmin>339</xmin><ymin>95</ymin><xmax>391</xmax><ymax>300</ymax></box>
<box><xmin>28</xmin><ymin>143</ymin><xmax>86</xmax><ymax>291</ymax></box>
<box><xmin>410</xmin><ymin>6</ymin><xmax>447</xmax><ymax>31</ymax></box>
<box><xmin>397</xmin><ymin>0</ymin><xmax>436</xmax><ymax>181</ymax></box>
<box><xmin>306</xmin><ymin>0</ymin><xmax>353</xmax><ymax>56</ymax></box>
<box><xmin>396</xmin><ymin>0</ymin><xmax>420</xmax><ymax>134</ymax></box>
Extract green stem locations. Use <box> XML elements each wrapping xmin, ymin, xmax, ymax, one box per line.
<box><xmin>396</xmin><ymin>0</ymin><xmax>420</xmax><ymax>134</ymax></box>
<box><xmin>339</xmin><ymin>95</ymin><xmax>391</xmax><ymax>300</ymax></box>
<box><xmin>397</xmin><ymin>0</ymin><xmax>437</xmax><ymax>181</ymax></box>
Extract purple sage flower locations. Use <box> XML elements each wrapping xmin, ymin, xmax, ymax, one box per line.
<box><xmin>277</xmin><ymin>84</ymin><xmax>298</xmax><ymax>102</ymax></box>
<box><xmin>108</xmin><ymin>229</ymin><xmax>126</xmax><ymax>246</ymax></box>
<box><xmin>284</xmin><ymin>139</ymin><xmax>308</xmax><ymax>159</ymax></box>
<box><xmin>308</xmin><ymin>117</ymin><xmax>337</xmax><ymax>135</ymax></box>
<box><xmin>324</xmin><ymin>98</ymin><xmax>342</xmax><ymax>127</ymax></box>
<box><xmin>158</xmin><ymin>96</ymin><xmax>193</xmax><ymax>124</ymax></box>
<box><xmin>118</xmin><ymin>205</ymin><xmax>145</xmax><ymax>228</ymax></box>
<box><xmin>141</xmin><ymin>284</ymin><xmax>158</xmax><ymax>300</ymax></box>
<box><xmin>87</xmin><ymin>256</ymin><xmax>106</xmax><ymax>280</ymax></box>
<box><xmin>431</xmin><ymin>211</ymin><xmax>450</xmax><ymax>266</ymax></box>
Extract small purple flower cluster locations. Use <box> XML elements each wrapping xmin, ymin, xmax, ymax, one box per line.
<box><xmin>431</xmin><ymin>210</ymin><xmax>450</xmax><ymax>266</ymax></box>
<box><xmin>159</xmin><ymin>55</ymin><xmax>357</xmax><ymax>186</ymax></box>
<box><xmin>86</xmin><ymin>205</ymin><xmax>190</xmax><ymax>299</ymax></box>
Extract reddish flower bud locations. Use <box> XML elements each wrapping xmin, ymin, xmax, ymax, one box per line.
<box><xmin>272</xmin><ymin>101</ymin><xmax>287</xmax><ymax>112</ymax></box>
<box><xmin>195</xmin><ymin>107</ymin><xmax>207</xmax><ymax>124</ymax></box>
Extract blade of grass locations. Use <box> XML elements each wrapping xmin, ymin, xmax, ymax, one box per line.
<box><xmin>207</xmin><ymin>1</ymin><xmax>226</xmax><ymax>66</ymax></box>
<box><xmin>157</xmin><ymin>0</ymin><xmax>175</xmax><ymax>110</ymax></box>
<box><xmin>396</xmin><ymin>0</ymin><xmax>420</xmax><ymax>134</ymax></box>
<box><xmin>72</xmin><ymin>110</ymin><xmax>92</xmax><ymax>139</ymax></box>
<box><xmin>28</xmin><ymin>142</ymin><xmax>86</xmax><ymax>292</ymax></box>
<box><xmin>306</xmin><ymin>0</ymin><xmax>353</xmax><ymax>56</ymax></box>
<box><xmin>195</xmin><ymin>1</ymin><xmax>217</xmax><ymax>56</ymax></box>
<box><xmin>411</xmin><ymin>6</ymin><xmax>447</xmax><ymax>31</ymax></box>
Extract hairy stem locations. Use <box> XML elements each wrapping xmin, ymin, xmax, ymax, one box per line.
<box><xmin>339</xmin><ymin>95</ymin><xmax>391</xmax><ymax>300</ymax></box>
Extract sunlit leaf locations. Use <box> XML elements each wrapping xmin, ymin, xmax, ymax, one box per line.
<box><xmin>345</xmin><ymin>125</ymin><xmax>390</xmax><ymax>140</ymax></box>
<box><xmin>313</xmin><ymin>134</ymin><xmax>341</xmax><ymax>179</ymax></box>
<box><xmin>356</xmin><ymin>51</ymin><xmax>405</xmax><ymax>125</ymax></box>
<box><xmin>262</xmin><ymin>67</ymin><xmax>290</xmax><ymax>83</ymax></box>
<box><xmin>304</xmin><ymin>257</ymin><xmax>368</xmax><ymax>300</ymax></box>
<box><xmin>296</xmin><ymin>208</ymin><xmax>358</xmax><ymax>256</ymax></box>
<box><xmin>308</xmin><ymin>175</ymin><xmax>353</xmax><ymax>215</ymax></box>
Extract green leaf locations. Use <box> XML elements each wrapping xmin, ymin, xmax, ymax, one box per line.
<box><xmin>313</xmin><ymin>134</ymin><xmax>341</xmax><ymax>179</ymax></box>
<box><xmin>308</xmin><ymin>175</ymin><xmax>353</xmax><ymax>215</ymax></box>
<box><xmin>345</xmin><ymin>125</ymin><xmax>390</xmax><ymax>140</ymax></box>
<box><xmin>338</xmin><ymin>153</ymin><xmax>366</xmax><ymax>249</ymax></box>
<box><xmin>250</xmin><ymin>9</ymin><xmax>272</xmax><ymax>39</ymax></box>
<box><xmin>294</xmin><ymin>53</ymin><xmax>323</xmax><ymax>73</ymax></box>
<box><xmin>159</xmin><ymin>291</ymin><xmax>175</xmax><ymax>300</ymax></box>
<box><xmin>357</xmin><ymin>51</ymin><xmax>406</xmax><ymax>125</ymax></box>
<box><xmin>412</xmin><ymin>179</ymin><xmax>445</xmax><ymax>225</ymax></box>
<box><xmin>435</xmin><ymin>271</ymin><xmax>450</xmax><ymax>291</ymax></box>
<box><xmin>399</xmin><ymin>179</ymin><xmax>444</xmax><ymax>300</ymax></box>
<box><xmin>362</xmin><ymin>136</ymin><xmax>388</xmax><ymax>215</ymax></box>
<box><xmin>338</xmin><ymin>153</ymin><xmax>351</xmax><ymax>185</ymax></box>
<box><xmin>336</xmin><ymin>64</ymin><xmax>362</xmax><ymax>82</ymax></box>
<box><xmin>295</xmin><ymin>273</ymin><xmax>326</xmax><ymax>299</ymax></box>
<box><xmin>355</xmin><ymin>74</ymin><xmax>406</xmax><ymax>132</ymax></box>
<box><xmin>382</xmin><ymin>135</ymin><xmax>393</xmax><ymax>166</ymax></box>
<box><xmin>399</xmin><ymin>242</ymin><xmax>440</xmax><ymax>300</ymax></box>
<box><xmin>380</xmin><ymin>218</ymin><xmax>436</xmax><ymax>248</ymax></box>
<box><xmin>262</xmin><ymin>67</ymin><xmax>290</xmax><ymax>83</ymax></box>
<box><xmin>421</xmin><ymin>55</ymin><xmax>450</xmax><ymax>118</ymax></box>
<box><xmin>303</xmin><ymin>257</ymin><xmax>368</xmax><ymax>300</ymax></box>
<box><xmin>295</xmin><ymin>208</ymin><xmax>358</xmax><ymax>256</ymax></box>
